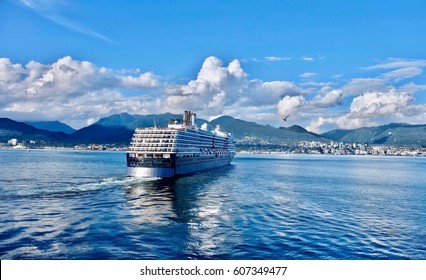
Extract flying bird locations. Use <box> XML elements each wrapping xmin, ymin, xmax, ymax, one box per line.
<box><xmin>282</xmin><ymin>115</ymin><xmax>290</xmax><ymax>122</ymax></box>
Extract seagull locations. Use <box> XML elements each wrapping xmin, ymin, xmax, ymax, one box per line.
<box><xmin>282</xmin><ymin>115</ymin><xmax>290</xmax><ymax>121</ymax></box>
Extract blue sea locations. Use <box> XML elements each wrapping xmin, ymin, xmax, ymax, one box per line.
<box><xmin>0</xmin><ymin>149</ymin><xmax>425</xmax><ymax>260</ymax></box>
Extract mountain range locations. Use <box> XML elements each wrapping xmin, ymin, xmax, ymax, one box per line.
<box><xmin>25</xmin><ymin>121</ymin><xmax>76</xmax><ymax>134</ymax></box>
<box><xmin>0</xmin><ymin>118</ymin><xmax>70</xmax><ymax>146</ymax></box>
<box><xmin>321</xmin><ymin>123</ymin><xmax>426</xmax><ymax>146</ymax></box>
<box><xmin>1</xmin><ymin>113</ymin><xmax>425</xmax><ymax>147</ymax></box>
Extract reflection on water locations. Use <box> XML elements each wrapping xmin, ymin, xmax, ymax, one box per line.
<box><xmin>123</xmin><ymin>178</ymin><xmax>177</xmax><ymax>225</ymax></box>
<box><xmin>121</xmin><ymin>166</ymin><xmax>238</xmax><ymax>259</ymax></box>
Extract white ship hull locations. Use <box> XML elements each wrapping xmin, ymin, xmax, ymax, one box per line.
<box><xmin>126</xmin><ymin>166</ymin><xmax>175</xmax><ymax>177</ymax></box>
<box><xmin>126</xmin><ymin>154</ymin><xmax>234</xmax><ymax>178</ymax></box>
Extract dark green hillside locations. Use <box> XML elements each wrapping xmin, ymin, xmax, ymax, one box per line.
<box><xmin>0</xmin><ymin>118</ymin><xmax>70</xmax><ymax>145</ymax></box>
<box><xmin>322</xmin><ymin>123</ymin><xmax>426</xmax><ymax>146</ymax></box>
<box><xmin>71</xmin><ymin>124</ymin><xmax>134</xmax><ymax>145</ymax></box>
<box><xmin>25</xmin><ymin>121</ymin><xmax>76</xmax><ymax>134</ymax></box>
<box><xmin>210</xmin><ymin>116</ymin><xmax>325</xmax><ymax>144</ymax></box>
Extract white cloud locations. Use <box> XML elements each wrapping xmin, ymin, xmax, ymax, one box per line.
<box><xmin>300</xmin><ymin>72</ymin><xmax>317</xmax><ymax>78</ymax></box>
<box><xmin>345</xmin><ymin>90</ymin><xmax>412</xmax><ymax>119</ymax></box>
<box><xmin>302</xmin><ymin>56</ymin><xmax>314</xmax><ymax>62</ymax></box>
<box><xmin>341</xmin><ymin>78</ymin><xmax>390</xmax><ymax>96</ymax></box>
<box><xmin>276</xmin><ymin>95</ymin><xmax>306</xmax><ymax>116</ymax></box>
<box><xmin>398</xmin><ymin>82</ymin><xmax>426</xmax><ymax>93</ymax></box>
<box><xmin>4</xmin><ymin>55</ymin><xmax>308</xmax><ymax>128</ymax></box>
<box><xmin>321</xmin><ymin>90</ymin><xmax>425</xmax><ymax>130</ymax></box>
<box><xmin>169</xmin><ymin>57</ymin><xmax>247</xmax><ymax>114</ymax></box>
<box><xmin>0</xmin><ymin>56</ymin><xmax>160</xmax><ymax>128</ymax></box>
<box><xmin>362</xmin><ymin>58</ymin><xmax>426</xmax><ymax>70</ymax></box>
<box><xmin>260</xmin><ymin>81</ymin><xmax>309</xmax><ymax>96</ymax></box>
<box><xmin>300</xmin><ymin>81</ymin><xmax>331</xmax><ymax>88</ymax></box>
<box><xmin>382</xmin><ymin>67</ymin><xmax>423</xmax><ymax>82</ymax></box>
<box><xmin>274</xmin><ymin>88</ymin><xmax>344</xmax><ymax>131</ymax></box>
<box><xmin>306</xmin><ymin>117</ymin><xmax>334</xmax><ymax>134</ymax></box>
<box><xmin>264</xmin><ymin>56</ymin><xmax>291</xmax><ymax>62</ymax></box>
<box><xmin>166</xmin><ymin>56</ymin><xmax>306</xmax><ymax>114</ymax></box>
<box><xmin>14</xmin><ymin>0</ymin><xmax>113</xmax><ymax>43</ymax></box>
<box><xmin>183</xmin><ymin>57</ymin><xmax>245</xmax><ymax>91</ymax></box>
<box><xmin>0</xmin><ymin>58</ymin><xmax>25</xmax><ymax>82</ymax></box>
<box><xmin>312</xmin><ymin>89</ymin><xmax>343</xmax><ymax>108</ymax></box>
<box><xmin>1</xmin><ymin>55</ymin><xmax>425</xmax><ymax>132</ymax></box>
<box><xmin>120</xmin><ymin>72</ymin><xmax>159</xmax><ymax>88</ymax></box>
<box><xmin>241</xmin><ymin>56</ymin><xmax>291</xmax><ymax>63</ymax></box>
<box><xmin>20</xmin><ymin>56</ymin><xmax>158</xmax><ymax>98</ymax></box>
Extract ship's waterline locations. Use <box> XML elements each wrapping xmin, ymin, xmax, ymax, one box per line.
<box><xmin>126</xmin><ymin>156</ymin><xmax>234</xmax><ymax>177</ymax></box>
<box><xmin>126</xmin><ymin>111</ymin><xmax>236</xmax><ymax>177</ymax></box>
<box><xmin>126</xmin><ymin>166</ymin><xmax>175</xmax><ymax>177</ymax></box>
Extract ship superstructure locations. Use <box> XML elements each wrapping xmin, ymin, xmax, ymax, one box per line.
<box><xmin>126</xmin><ymin>111</ymin><xmax>236</xmax><ymax>177</ymax></box>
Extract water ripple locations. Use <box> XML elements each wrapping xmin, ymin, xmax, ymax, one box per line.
<box><xmin>0</xmin><ymin>151</ymin><xmax>425</xmax><ymax>259</ymax></box>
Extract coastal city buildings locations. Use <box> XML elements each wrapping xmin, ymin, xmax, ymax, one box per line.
<box><xmin>2</xmin><ymin>137</ymin><xmax>425</xmax><ymax>156</ymax></box>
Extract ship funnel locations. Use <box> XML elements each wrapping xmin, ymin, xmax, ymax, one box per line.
<box><xmin>191</xmin><ymin>113</ymin><xmax>197</xmax><ymax>128</ymax></box>
<box><xmin>183</xmin><ymin>111</ymin><xmax>197</xmax><ymax>128</ymax></box>
<box><xmin>183</xmin><ymin>111</ymin><xmax>191</xmax><ymax>126</ymax></box>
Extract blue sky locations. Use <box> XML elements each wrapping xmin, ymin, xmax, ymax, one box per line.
<box><xmin>1</xmin><ymin>0</ymin><xmax>425</xmax><ymax>131</ymax></box>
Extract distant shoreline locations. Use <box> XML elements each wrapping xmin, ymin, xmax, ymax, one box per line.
<box><xmin>1</xmin><ymin>147</ymin><xmax>424</xmax><ymax>157</ymax></box>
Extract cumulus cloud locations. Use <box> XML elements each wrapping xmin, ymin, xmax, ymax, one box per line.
<box><xmin>1</xmin><ymin>55</ymin><xmax>312</xmax><ymax>128</ymax></box>
<box><xmin>306</xmin><ymin>117</ymin><xmax>334</xmax><ymax>134</ymax></box>
<box><xmin>341</xmin><ymin>78</ymin><xmax>390</xmax><ymax>96</ymax></box>
<box><xmin>20</xmin><ymin>56</ymin><xmax>158</xmax><ymax>98</ymax></box>
<box><xmin>312</xmin><ymin>89</ymin><xmax>343</xmax><ymax>108</ymax></box>
<box><xmin>274</xmin><ymin>88</ymin><xmax>344</xmax><ymax>132</ymax></box>
<box><xmin>0</xmin><ymin>56</ymin><xmax>160</xmax><ymax>127</ymax></box>
<box><xmin>182</xmin><ymin>57</ymin><xmax>245</xmax><ymax>93</ymax></box>
<box><xmin>239</xmin><ymin>80</ymin><xmax>308</xmax><ymax>107</ymax></box>
<box><xmin>308</xmin><ymin>89</ymin><xmax>426</xmax><ymax>132</ymax></box>
<box><xmin>0</xmin><ymin>58</ymin><xmax>26</xmax><ymax>82</ymax></box>
<box><xmin>166</xmin><ymin>56</ymin><xmax>307</xmax><ymax>115</ymax></box>
<box><xmin>276</xmin><ymin>95</ymin><xmax>306</xmax><ymax>116</ymax></box>
<box><xmin>168</xmin><ymin>57</ymin><xmax>247</xmax><ymax>113</ymax></box>
<box><xmin>120</xmin><ymin>72</ymin><xmax>159</xmax><ymax>88</ymax></box>
<box><xmin>343</xmin><ymin>91</ymin><xmax>412</xmax><ymax>120</ymax></box>
<box><xmin>289</xmin><ymin>57</ymin><xmax>426</xmax><ymax>132</ymax></box>
<box><xmin>1</xmin><ymin>55</ymin><xmax>425</xmax><ymax>132</ymax></box>
<box><xmin>254</xmin><ymin>81</ymin><xmax>309</xmax><ymax>104</ymax></box>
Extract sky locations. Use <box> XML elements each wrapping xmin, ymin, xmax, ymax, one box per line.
<box><xmin>1</xmin><ymin>0</ymin><xmax>426</xmax><ymax>131</ymax></box>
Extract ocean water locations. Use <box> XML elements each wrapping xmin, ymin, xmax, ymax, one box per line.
<box><xmin>0</xmin><ymin>149</ymin><xmax>425</xmax><ymax>260</ymax></box>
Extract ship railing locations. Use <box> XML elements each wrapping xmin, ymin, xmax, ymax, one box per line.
<box><xmin>127</xmin><ymin>148</ymin><xmax>176</xmax><ymax>153</ymax></box>
<box><xmin>135</xmin><ymin>127</ymin><xmax>177</xmax><ymax>131</ymax></box>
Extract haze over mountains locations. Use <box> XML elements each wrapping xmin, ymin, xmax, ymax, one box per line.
<box><xmin>1</xmin><ymin>113</ymin><xmax>425</xmax><ymax>147</ymax></box>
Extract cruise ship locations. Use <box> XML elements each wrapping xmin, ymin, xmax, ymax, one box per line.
<box><xmin>126</xmin><ymin>111</ymin><xmax>236</xmax><ymax>177</ymax></box>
